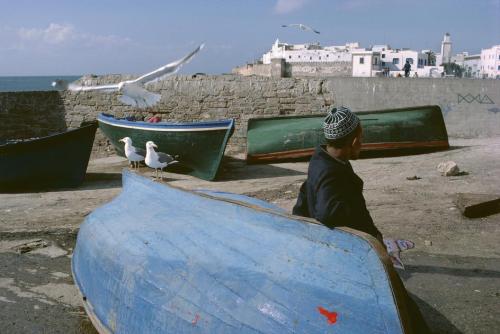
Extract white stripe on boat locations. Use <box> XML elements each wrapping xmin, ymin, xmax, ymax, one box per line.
<box><xmin>98</xmin><ymin>118</ymin><xmax>231</xmax><ymax>132</ymax></box>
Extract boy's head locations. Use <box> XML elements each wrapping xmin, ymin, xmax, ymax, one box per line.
<box><xmin>323</xmin><ymin>106</ymin><xmax>363</xmax><ymax>159</ymax></box>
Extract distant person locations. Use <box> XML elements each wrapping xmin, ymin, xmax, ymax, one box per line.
<box><xmin>293</xmin><ymin>106</ymin><xmax>431</xmax><ymax>333</ymax></box>
<box><xmin>403</xmin><ymin>60</ymin><xmax>411</xmax><ymax>77</ymax></box>
<box><xmin>414</xmin><ymin>71</ymin><xmax>418</xmax><ymax>78</ymax></box>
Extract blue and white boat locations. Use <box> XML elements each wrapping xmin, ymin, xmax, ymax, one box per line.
<box><xmin>72</xmin><ymin>171</ymin><xmax>411</xmax><ymax>333</ymax></box>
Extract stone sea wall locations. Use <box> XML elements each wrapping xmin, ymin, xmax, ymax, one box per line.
<box><xmin>1</xmin><ymin>75</ymin><xmax>499</xmax><ymax>157</ymax></box>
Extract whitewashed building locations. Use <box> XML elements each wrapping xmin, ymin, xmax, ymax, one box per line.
<box><xmin>262</xmin><ymin>39</ymin><xmax>357</xmax><ymax>64</ymax></box>
<box><xmin>480</xmin><ymin>45</ymin><xmax>500</xmax><ymax>79</ymax></box>
<box><xmin>452</xmin><ymin>52</ymin><xmax>481</xmax><ymax>78</ymax></box>
<box><xmin>352</xmin><ymin>47</ymin><xmax>438</xmax><ymax>77</ymax></box>
<box><xmin>352</xmin><ymin>50</ymin><xmax>381</xmax><ymax>77</ymax></box>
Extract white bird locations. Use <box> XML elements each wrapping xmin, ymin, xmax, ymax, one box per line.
<box><xmin>281</xmin><ymin>24</ymin><xmax>320</xmax><ymax>34</ymax></box>
<box><xmin>52</xmin><ymin>43</ymin><xmax>205</xmax><ymax>109</ymax></box>
<box><xmin>145</xmin><ymin>141</ymin><xmax>178</xmax><ymax>180</ymax></box>
<box><xmin>119</xmin><ymin>137</ymin><xmax>146</xmax><ymax>169</ymax></box>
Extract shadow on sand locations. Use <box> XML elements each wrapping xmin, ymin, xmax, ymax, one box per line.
<box><xmin>409</xmin><ymin>293</ymin><xmax>464</xmax><ymax>334</ymax></box>
<box><xmin>217</xmin><ymin>156</ymin><xmax>305</xmax><ymax>181</ymax></box>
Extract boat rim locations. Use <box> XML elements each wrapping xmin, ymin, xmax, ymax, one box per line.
<box><xmin>97</xmin><ymin>113</ymin><xmax>234</xmax><ymax>132</ymax></box>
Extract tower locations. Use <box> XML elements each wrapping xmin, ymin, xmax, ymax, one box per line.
<box><xmin>440</xmin><ymin>33</ymin><xmax>452</xmax><ymax>64</ymax></box>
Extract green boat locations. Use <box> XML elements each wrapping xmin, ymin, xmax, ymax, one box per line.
<box><xmin>98</xmin><ymin>113</ymin><xmax>234</xmax><ymax>181</ymax></box>
<box><xmin>246</xmin><ymin>105</ymin><xmax>449</xmax><ymax>163</ymax></box>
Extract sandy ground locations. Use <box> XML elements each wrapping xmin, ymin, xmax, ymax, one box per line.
<box><xmin>1</xmin><ymin>137</ymin><xmax>499</xmax><ymax>333</ymax></box>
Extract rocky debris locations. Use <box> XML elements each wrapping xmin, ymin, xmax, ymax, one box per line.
<box><xmin>424</xmin><ymin>240</ymin><xmax>433</xmax><ymax>246</ymax></box>
<box><xmin>455</xmin><ymin>193</ymin><xmax>500</xmax><ymax>218</ymax></box>
<box><xmin>406</xmin><ymin>175</ymin><xmax>421</xmax><ymax>180</ymax></box>
<box><xmin>437</xmin><ymin>161</ymin><xmax>460</xmax><ymax>176</ymax></box>
<box><xmin>13</xmin><ymin>239</ymin><xmax>48</xmax><ymax>254</ymax></box>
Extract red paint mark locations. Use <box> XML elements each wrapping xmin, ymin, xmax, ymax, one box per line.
<box><xmin>192</xmin><ymin>314</ymin><xmax>200</xmax><ymax>326</ymax></box>
<box><xmin>317</xmin><ymin>306</ymin><xmax>338</xmax><ymax>325</ymax></box>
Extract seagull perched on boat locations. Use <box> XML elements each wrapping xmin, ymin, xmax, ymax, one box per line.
<box><xmin>119</xmin><ymin>137</ymin><xmax>145</xmax><ymax>169</ymax></box>
<box><xmin>52</xmin><ymin>43</ymin><xmax>205</xmax><ymax>109</ymax></box>
<box><xmin>281</xmin><ymin>24</ymin><xmax>320</xmax><ymax>34</ymax></box>
<box><xmin>145</xmin><ymin>141</ymin><xmax>178</xmax><ymax>180</ymax></box>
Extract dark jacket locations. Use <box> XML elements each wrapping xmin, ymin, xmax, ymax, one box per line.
<box><xmin>293</xmin><ymin>146</ymin><xmax>382</xmax><ymax>238</ymax></box>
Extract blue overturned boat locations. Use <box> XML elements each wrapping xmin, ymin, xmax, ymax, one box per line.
<box><xmin>72</xmin><ymin>171</ymin><xmax>412</xmax><ymax>333</ymax></box>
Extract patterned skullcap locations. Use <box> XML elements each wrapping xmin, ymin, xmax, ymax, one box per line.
<box><xmin>323</xmin><ymin>106</ymin><xmax>360</xmax><ymax>140</ymax></box>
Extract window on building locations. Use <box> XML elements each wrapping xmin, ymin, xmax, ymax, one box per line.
<box><xmin>382</xmin><ymin>54</ymin><xmax>385</xmax><ymax>58</ymax></box>
<box><xmin>373</xmin><ymin>57</ymin><xmax>378</xmax><ymax>65</ymax></box>
<box><xmin>381</xmin><ymin>61</ymin><xmax>386</xmax><ymax>66</ymax></box>
<box><xmin>406</xmin><ymin>58</ymin><xmax>414</xmax><ymax>64</ymax></box>
<box><xmin>360</xmin><ymin>57</ymin><xmax>364</xmax><ymax>64</ymax></box>
<box><xmin>326</xmin><ymin>54</ymin><xmax>329</xmax><ymax>57</ymax></box>
<box><xmin>298</xmin><ymin>55</ymin><xmax>301</xmax><ymax>58</ymax></box>
<box><xmin>393</xmin><ymin>58</ymin><xmax>399</xmax><ymax>64</ymax></box>
<box><xmin>289</xmin><ymin>56</ymin><xmax>292</xmax><ymax>59</ymax></box>
<box><xmin>310</xmin><ymin>56</ymin><xmax>312</xmax><ymax>60</ymax></box>
<box><xmin>498</xmin><ymin>65</ymin><xmax>500</xmax><ymax>70</ymax></box>
<box><xmin>319</xmin><ymin>56</ymin><xmax>321</xmax><ymax>60</ymax></box>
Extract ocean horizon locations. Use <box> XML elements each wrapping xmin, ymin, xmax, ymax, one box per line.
<box><xmin>0</xmin><ymin>76</ymin><xmax>81</xmax><ymax>92</ymax></box>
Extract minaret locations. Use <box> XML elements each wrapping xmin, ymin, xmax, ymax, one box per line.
<box><xmin>440</xmin><ymin>33</ymin><xmax>452</xmax><ymax>64</ymax></box>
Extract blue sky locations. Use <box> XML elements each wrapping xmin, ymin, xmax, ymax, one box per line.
<box><xmin>0</xmin><ymin>0</ymin><xmax>498</xmax><ymax>76</ymax></box>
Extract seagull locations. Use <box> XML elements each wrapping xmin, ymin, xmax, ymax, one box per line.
<box><xmin>281</xmin><ymin>24</ymin><xmax>320</xmax><ymax>34</ymax></box>
<box><xmin>119</xmin><ymin>137</ymin><xmax>146</xmax><ymax>169</ymax></box>
<box><xmin>52</xmin><ymin>43</ymin><xmax>205</xmax><ymax>109</ymax></box>
<box><xmin>145</xmin><ymin>141</ymin><xmax>178</xmax><ymax>180</ymax></box>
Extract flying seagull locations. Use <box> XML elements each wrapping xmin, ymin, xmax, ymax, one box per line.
<box><xmin>145</xmin><ymin>141</ymin><xmax>178</xmax><ymax>180</ymax></box>
<box><xmin>119</xmin><ymin>137</ymin><xmax>145</xmax><ymax>169</ymax></box>
<box><xmin>52</xmin><ymin>43</ymin><xmax>205</xmax><ymax>109</ymax></box>
<box><xmin>281</xmin><ymin>24</ymin><xmax>320</xmax><ymax>34</ymax></box>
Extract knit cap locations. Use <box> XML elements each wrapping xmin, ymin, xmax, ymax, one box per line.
<box><xmin>323</xmin><ymin>106</ymin><xmax>360</xmax><ymax>140</ymax></box>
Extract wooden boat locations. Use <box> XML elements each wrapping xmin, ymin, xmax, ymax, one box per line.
<box><xmin>246</xmin><ymin>105</ymin><xmax>449</xmax><ymax>163</ymax></box>
<box><xmin>97</xmin><ymin>113</ymin><xmax>234</xmax><ymax>181</ymax></box>
<box><xmin>72</xmin><ymin>170</ymin><xmax>413</xmax><ymax>333</ymax></box>
<box><xmin>0</xmin><ymin>122</ymin><xmax>97</xmax><ymax>191</ymax></box>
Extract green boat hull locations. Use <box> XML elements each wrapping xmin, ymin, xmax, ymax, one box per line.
<box><xmin>247</xmin><ymin>105</ymin><xmax>449</xmax><ymax>163</ymax></box>
<box><xmin>98</xmin><ymin>114</ymin><xmax>234</xmax><ymax>181</ymax></box>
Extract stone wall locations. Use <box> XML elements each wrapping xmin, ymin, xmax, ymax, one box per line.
<box><xmin>286</xmin><ymin>61</ymin><xmax>352</xmax><ymax>77</ymax></box>
<box><xmin>232</xmin><ymin>61</ymin><xmax>352</xmax><ymax>78</ymax></box>
<box><xmin>1</xmin><ymin>75</ymin><xmax>499</xmax><ymax>158</ymax></box>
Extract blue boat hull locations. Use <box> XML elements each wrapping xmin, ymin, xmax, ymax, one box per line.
<box><xmin>72</xmin><ymin>171</ymin><xmax>410</xmax><ymax>333</ymax></box>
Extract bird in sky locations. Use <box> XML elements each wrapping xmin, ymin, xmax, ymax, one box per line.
<box><xmin>119</xmin><ymin>137</ymin><xmax>145</xmax><ymax>169</ymax></box>
<box><xmin>52</xmin><ymin>43</ymin><xmax>205</xmax><ymax>109</ymax></box>
<box><xmin>281</xmin><ymin>24</ymin><xmax>320</xmax><ymax>34</ymax></box>
<box><xmin>145</xmin><ymin>141</ymin><xmax>178</xmax><ymax>180</ymax></box>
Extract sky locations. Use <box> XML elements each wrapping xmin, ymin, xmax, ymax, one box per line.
<box><xmin>0</xmin><ymin>0</ymin><xmax>498</xmax><ymax>76</ymax></box>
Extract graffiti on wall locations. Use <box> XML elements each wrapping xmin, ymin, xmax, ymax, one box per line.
<box><xmin>457</xmin><ymin>93</ymin><xmax>494</xmax><ymax>104</ymax></box>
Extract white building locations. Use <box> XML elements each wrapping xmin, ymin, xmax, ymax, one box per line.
<box><xmin>262</xmin><ymin>39</ymin><xmax>356</xmax><ymax>64</ymax></box>
<box><xmin>452</xmin><ymin>52</ymin><xmax>481</xmax><ymax>78</ymax></box>
<box><xmin>480</xmin><ymin>45</ymin><xmax>500</xmax><ymax>79</ymax></box>
<box><xmin>353</xmin><ymin>47</ymin><xmax>438</xmax><ymax>77</ymax></box>
<box><xmin>352</xmin><ymin>50</ymin><xmax>381</xmax><ymax>77</ymax></box>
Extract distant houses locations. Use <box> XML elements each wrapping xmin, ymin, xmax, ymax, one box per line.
<box><xmin>233</xmin><ymin>33</ymin><xmax>499</xmax><ymax>79</ymax></box>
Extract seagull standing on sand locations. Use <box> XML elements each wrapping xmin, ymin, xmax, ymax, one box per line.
<box><xmin>281</xmin><ymin>24</ymin><xmax>320</xmax><ymax>34</ymax></box>
<box><xmin>119</xmin><ymin>137</ymin><xmax>145</xmax><ymax>169</ymax></box>
<box><xmin>145</xmin><ymin>141</ymin><xmax>177</xmax><ymax>180</ymax></box>
<box><xmin>52</xmin><ymin>43</ymin><xmax>204</xmax><ymax>109</ymax></box>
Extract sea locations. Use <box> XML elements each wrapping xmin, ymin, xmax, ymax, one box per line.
<box><xmin>0</xmin><ymin>76</ymin><xmax>81</xmax><ymax>92</ymax></box>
